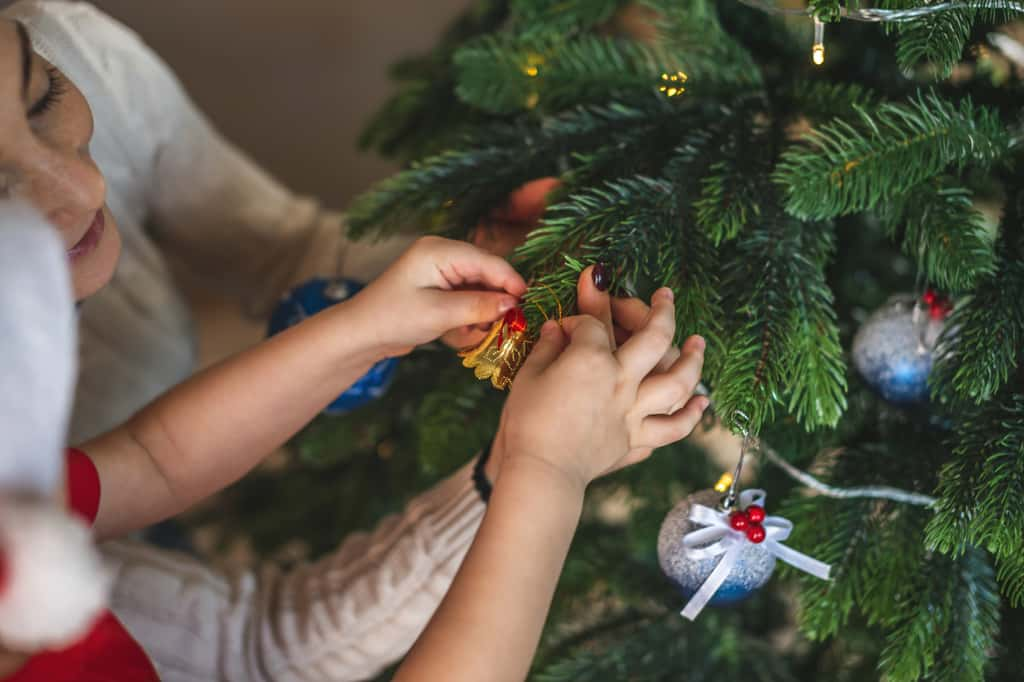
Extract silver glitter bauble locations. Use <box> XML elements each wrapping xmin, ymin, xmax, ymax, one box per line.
<box><xmin>852</xmin><ymin>294</ymin><xmax>945</xmax><ymax>405</ymax></box>
<box><xmin>657</xmin><ymin>490</ymin><xmax>776</xmax><ymax>606</ymax></box>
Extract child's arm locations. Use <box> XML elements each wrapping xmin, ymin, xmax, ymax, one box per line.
<box><xmin>394</xmin><ymin>273</ymin><xmax>709</xmax><ymax>682</ymax></box>
<box><xmin>82</xmin><ymin>237</ymin><xmax>526</xmax><ymax>540</ymax></box>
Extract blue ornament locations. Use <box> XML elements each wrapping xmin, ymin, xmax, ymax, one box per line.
<box><xmin>268</xmin><ymin>278</ymin><xmax>399</xmax><ymax>415</ymax></box>
<box><xmin>657</xmin><ymin>490</ymin><xmax>775</xmax><ymax>607</ymax></box>
<box><xmin>852</xmin><ymin>294</ymin><xmax>946</xmax><ymax>405</ymax></box>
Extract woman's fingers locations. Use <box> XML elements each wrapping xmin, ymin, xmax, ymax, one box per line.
<box><xmin>639</xmin><ymin>395</ymin><xmax>709</xmax><ymax>448</ymax></box>
<box><xmin>617</xmin><ymin>288</ymin><xmax>677</xmax><ymax>379</ymax></box>
<box><xmin>576</xmin><ymin>265</ymin><xmax>615</xmax><ymax>348</ymax></box>
<box><xmin>610</xmin><ymin>297</ymin><xmax>651</xmax><ymax>333</ymax></box>
<box><xmin>636</xmin><ymin>335</ymin><xmax>705</xmax><ymax>414</ymax></box>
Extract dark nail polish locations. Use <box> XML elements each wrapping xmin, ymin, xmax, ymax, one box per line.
<box><xmin>592</xmin><ymin>263</ymin><xmax>611</xmax><ymax>292</ymax></box>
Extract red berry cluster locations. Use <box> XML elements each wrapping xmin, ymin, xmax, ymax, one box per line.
<box><xmin>729</xmin><ymin>505</ymin><xmax>767</xmax><ymax>544</ymax></box>
<box><xmin>923</xmin><ymin>289</ymin><xmax>953</xmax><ymax>320</ymax></box>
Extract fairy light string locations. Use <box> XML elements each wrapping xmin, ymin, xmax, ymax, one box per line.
<box><xmin>737</xmin><ymin>0</ymin><xmax>1024</xmax><ymax>64</ymax></box>
<box><xmin>711</xmin><ymin>400</ymin><xmax>937</xmax><ymax>509</ymax></box>
<box><xmin>738</xmin><ymin>0</ymin><xmax>1024</xmax><ymax>22</ymax></box>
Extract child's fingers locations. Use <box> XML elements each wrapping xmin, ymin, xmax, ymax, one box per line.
<box><xmin>611</xmin><ymin>297</ymin><xmax>680</xmax><ymax>372</ymax></box>
<box><xmin>636</xmin><ymin>336</ymin><xmax>704</xmax><ymax>415</ymax></box>
<box><xmin>577</xmin><ymin>265</ymin><xmax>615</xmax><ymax>348</ymax></box>
<box><xmin>616</xmin><ymin>288</ymin><xmax>677</xmax><ymax>380</ymax></box>
<box><xmin>515</xmin><ymin>320</ymin><xmax>567</xmax><ymax>382</ymax></box>
<box><xmin>559</xmin><ymin>314</ymin><xmax>615</xmax><ymax>353</ymax></box>
<box><xmin>426</xmin><ymin>289</ymin><xmax>520</xmax><ymax>333</ymax></box>
<box><xmin>639</xmin><ymin>395</ymin><xmax>709</xmax><ymax>448</ymax></box>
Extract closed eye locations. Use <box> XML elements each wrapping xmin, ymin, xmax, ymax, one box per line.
<box><xmin>28</xmin><ymin>66</ymin><xmax>67</xmax><ymax>118</ymax></box>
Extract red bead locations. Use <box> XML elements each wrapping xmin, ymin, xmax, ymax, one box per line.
<box><xmin>729</xmin><ymin>512</ymin><xmax>749</xmax><ymax>531</ymax></box>
<box><xmin>746</xmin><ymin>524</ymin><xmax>766</xmax><ymax>543</ymax></box>
<box><xmin>923</xmin><ymin>289</ymin><xmax>937</xmax><ymax>305</ymax></box>
<box><xmin>504</xmin><ymin>307</ymin><xmax>527</xmax><ymax>333</ymax></box>
<box><xmin>745</xmin><ymin>505</ymin><xmax>766</xmax><ymax>523</ymax></box>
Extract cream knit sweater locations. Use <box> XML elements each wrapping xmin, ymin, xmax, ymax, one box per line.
<box><xmin>3</xmin><ymin>2</ymin><xmax>485</xmax><ymax>679</ymax></box>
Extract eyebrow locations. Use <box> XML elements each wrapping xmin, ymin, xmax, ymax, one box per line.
<box><xmin>15</xmin><ymin>21</ymin><xmax>31</xmax><ymax>101</ymax></box>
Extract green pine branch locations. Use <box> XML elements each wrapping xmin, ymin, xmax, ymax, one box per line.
<box><xmin>891</xmin><ymin>4</ymin><xmax>975</xmax><ymax>78</ymax></box>
<box><xmin>713</xmin><ymin>213</ymin><xmax>846</xmax><ymax>432</ymax></box>
<box><xmin>879</xmin><ymin>548</ymin><xmax>1000</xmax><ymax>682</ymax></box>
<box><xmin>640</xmin><ymin>0</ymin><xmax>763</xmax><ymax>87</ymax></box>
<box><xmin>454</xmin><ymin>34</ymin><xmax>665</xmax><ymax>115</ymax></box>
<box><xmin>774</xmin><ymin>92</ymin><xmax>1011</xmax><ymax>220</ymax></box>
<box><xmin>534</xmin><ymin>614</ymin><xmax>795</xmax><ymax>682</ymax></box>
<box><xmin>349</xmin><ymin>103</ymin><xmax>655</xmax><ymax>239</ymax></box>
<box><xmin>931</xmin><ymin>258</ymin><xmax>1024</xmax><ymax>404</ymax></box>
<box><xmin>884</xmin><ymin>1</ymin><xmax>1024</xmax><ymax>77</ymax></box>
<box><xmin>415</xmin><ymin>363</ymin><xmax>503</xmax><ymax>475</ymax></box>
<box><xmin>777</xmin><ymin>81</ymin><xmax>879</xmax><ymax>127</ymax></box>
<box><xmin>877</xmin><ymin>179</ymin><xmax>996</xmax><ymax>292</ymax></box>
<box><xmin>926</xmin><ymin>392</ymin><xmax>1024</xmax><ymax>604</ymax></box>
<box><xmin>510</xmin><ymin>0</ymin><xmax>624</xmax><ymax>39</ymax></box>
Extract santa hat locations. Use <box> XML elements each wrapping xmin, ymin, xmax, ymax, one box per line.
<box><xmin>0</xmin><ymin>202</ymin><xmax>110</xmax><ymax>651</ymax></box>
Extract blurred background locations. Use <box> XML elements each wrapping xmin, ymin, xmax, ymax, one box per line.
<box><xmin>1</xmin><ymin>0</ymin><xmax>471</xmax><ymax>362</ymax></box>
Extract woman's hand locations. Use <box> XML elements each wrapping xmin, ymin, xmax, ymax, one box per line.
<box><xmin>492</xmin><ymin>268</ymin><xmax>707</xmax><ymax>492</ymax></box>
<box><xmin>351</xmin><ymin>236</ymin><xmax>528</xmax><ymax>357</ymax></box>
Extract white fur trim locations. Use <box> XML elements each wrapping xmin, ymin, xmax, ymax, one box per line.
<box><xmin>0</xmin><ymin>498</ymin><xmax>111</xmax><ymax>651</ymax></box>
<box><xmin>0</xmin><ymin>202</ymin><xmax>77</xmax><ymax>495</ymax></box>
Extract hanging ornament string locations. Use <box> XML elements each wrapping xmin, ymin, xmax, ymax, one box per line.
<box><xmin>721</xmin><ymin>410</ymin><xmax>753</xmax><ymax>511</ymax></box>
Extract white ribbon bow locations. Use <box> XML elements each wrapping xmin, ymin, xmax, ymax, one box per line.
<box><xmin>679</xmin><ymin>489</ymin><xmax>831</xmax><ymax>620</ymax></box>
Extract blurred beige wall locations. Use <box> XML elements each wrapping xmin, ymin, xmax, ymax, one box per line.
<box><xmin>10</xmin><ymin>0</ymin><xmax>470</xmax><ymax>209</ymax></box>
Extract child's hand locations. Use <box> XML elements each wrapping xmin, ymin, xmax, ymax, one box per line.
<box><xmin>353</xmin><ymin>236</ymin><xmax>528</xmax><ymax>357</ymax></box>
<box><xmin>493</xmin><ymin>272</ymin><xmax>707</xmax><ymax>492</ymax></box>
<box><xmin>442</xmin><ymin>178</ymin><xmax>561</xmax><ymax>350</ymax></box>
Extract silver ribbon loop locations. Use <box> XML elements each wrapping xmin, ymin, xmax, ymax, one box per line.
<box><xmin>678</xmin><ymin>488</ymin><xmax>831</xmax><ymax>621</ymax></box>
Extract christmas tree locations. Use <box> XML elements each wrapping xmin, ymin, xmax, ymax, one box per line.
<box><xmin>206</xmin><ymin>1</ymin><xmax>1024</xmax><ymax>679</ymax></box>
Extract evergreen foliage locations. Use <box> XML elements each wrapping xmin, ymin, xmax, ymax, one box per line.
<box><xmin>207</xmin><ymin>1</ymin><xmax>1024</xmax><ymax>679</ymax></box>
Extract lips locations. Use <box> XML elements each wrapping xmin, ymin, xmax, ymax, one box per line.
<box><xmin>67</xmin><ymin>210</ymin><xmax>104</xmax><ymax>263</ymax></box>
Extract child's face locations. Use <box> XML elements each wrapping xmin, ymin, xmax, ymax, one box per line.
<box><xmin>0</xmin><ymin>20</ymin><xmax>120</xmax><ymax>301</ymax></box>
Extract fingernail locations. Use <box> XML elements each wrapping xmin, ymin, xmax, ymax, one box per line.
<box><xmin>498</xmin><ymin>297</ymin><xmax>516</xmax><ymax>314</ymax></box>
<box><xmin>698</xmin><ymin>397</ymin><xmax>710</xmax><ymax>412</ymax></box>
<box><xmin>540</xmin><ymin>320</ymin><xmax>558</xmax><ymax>337</ymax></box>
<box><xmin>659</xmin><ymin>288</ymin><xmax>674</xmax><ymax>302</ymax></box>
<box><xmin>592</xmin><ymin>263</ymin><xmax>611</xmax><ymax>292</ymax></box>
<box><xmin>691</xmin><ymin>335</ymin><xmax>706</xmax><ymax>352</ymax></box>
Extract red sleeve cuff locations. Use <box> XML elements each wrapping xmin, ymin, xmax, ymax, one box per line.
<box><xmin>66</xmin><ymin>448</ymin><xmax>100</xmax><ymax>525</ymax></box>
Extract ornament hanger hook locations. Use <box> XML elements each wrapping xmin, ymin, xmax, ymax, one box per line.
<box><xmin>723</xmin><ymin>411</ymin><xmax>753</xmax><ymax>511</ymax></box>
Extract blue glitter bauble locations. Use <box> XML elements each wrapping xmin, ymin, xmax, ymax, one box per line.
<box><xmin>852</xmin><ymin>295</ymin><xmax>944</xmax><ymax>405</ymax></box>
<box><xmin>267</xmin><ymin>278</ymin><xmax>399</xmax><ymax>415</ymax></box>
<box><xmin>657</xmin><ymin>490</ymin><xmax>775</xmax><ymax>607</ymax></box>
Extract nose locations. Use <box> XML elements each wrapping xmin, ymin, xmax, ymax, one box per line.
<box><xmin>19</xmin><ymin>145</ymin><xmax>105</xmax><ymax>236</ymax></box>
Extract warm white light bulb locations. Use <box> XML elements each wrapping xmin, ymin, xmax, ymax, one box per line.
<box><xmin>812</xmin><ymin>17</ymin><xmax>826</xmax><ymax>66</ymax></box>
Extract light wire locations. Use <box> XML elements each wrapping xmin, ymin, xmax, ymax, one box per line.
<box><xmin>737</xmin><ymin>0</ymin><xmax>1024</xmax><ymax>22</ymax></box>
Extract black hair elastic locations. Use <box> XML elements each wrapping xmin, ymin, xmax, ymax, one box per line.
<box><xmin>472</xmin><ymin>440</ymin><xmax>494</xmax><ymax>504</ymax></box>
